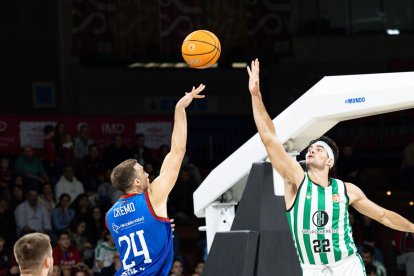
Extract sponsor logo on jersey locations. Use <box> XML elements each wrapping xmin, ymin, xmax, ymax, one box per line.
<box><xmin>302</xmin><ymin>228</ymin><xmax>338</xmax><ymax>234</ymax></box>
<box><xmin>114</xmin><ymin>203</ymin><xmax>136</xmax><ymax>217</ymax></box>
<box><xmin>112</xmin><ymin>223</ymin><xmax>120</xmax><ymax>234</ymax></box>
<box><xmin>312</xmin><ymin>210</ymin><xmax>329</xmax><ymax>227</ymax></box>
<box><xmin>332</xmin><ymin>194</ymin><xmax>340</xmax><ymax>203</ymax></box>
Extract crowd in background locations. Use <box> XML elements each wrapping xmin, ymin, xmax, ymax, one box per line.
<box><xmin>0</xmin><ymin>122</ymin><xmax>204</xmax><ymax>276</ymax></box>
<box><xmin>1</xmin><ymin>121</ymin><xmax>414</xmax><ymax>275</ymax></box>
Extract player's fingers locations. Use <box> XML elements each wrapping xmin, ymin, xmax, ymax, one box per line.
<box><xmin>247</xmin><ymin>66</ymin><xmax>252</xmax><ymax>76</ymax></box>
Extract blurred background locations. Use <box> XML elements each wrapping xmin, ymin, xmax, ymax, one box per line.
<box><xmin>1</xmin><ymin>0</ymin><xmax>414</xmax><ymax>275</ymax></box>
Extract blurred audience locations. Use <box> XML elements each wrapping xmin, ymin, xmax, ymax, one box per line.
<box><xmin>77</xmin><ymin>144</ymin><xmax>105</xmax><ymax>192</ymax></box>
<box><xmin>130</xmin><ymin>133</ymin><xmax>153</xmax><ymax>166</ymax></box>
<box><xmin>362</xmin><ymin>245</ymin><xmax>387</xmax><ymax>276</ymax></box>
<box><xmin>103</xmin><ymin>134</ymin><xmax>129</xmax><ymax>170</ymax></box>
<box><xmin>74</xmin><ymin>124</ymin><xmax>94</xmax><ymax>162</ymax></box>
<box><xmin>93</xmin><ymin>229</ymin><xmax>117</xmax><ymax>276</ymax></box>
<box><xmin>394</xmin><ymin>231</ymin><xmax>414</xmax><ymax>276</ymax></box>
<box><xmin>14</xmin><ymin>145</ymin><xmax>48</xmax><ymax>191</ymax></box>
<box><xmin>55</xmin><ymin>166</ymin><xmax>84</xmax><ymax>204</ymax></box>
<box><xmin>14</xmin><ymin>189</ymin><xmax>52</xmax><ymax>237</ymax></box>
<box><xmin>52</xmin><ymin>194</ymin><xmax>75</xmax><ymax>234</ymax></box>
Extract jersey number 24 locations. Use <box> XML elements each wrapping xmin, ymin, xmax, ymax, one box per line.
<box><xmin>119</xmin><ymin>230</ymin><xmax>152</xmax><ymax>270</ymax></box>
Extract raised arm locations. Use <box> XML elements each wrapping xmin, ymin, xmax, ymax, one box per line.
<box><xmin>247</xmin><ymin>59</ymin><xmax>303</xmax><ymax>186</ymax></box>
<box><xmin>347</xmin><ymin>182</ymin><xmax>414</xmax><ymax>232</ymax></box>
<box><xmin>149</xmin><ymin>84</ymin><xmax>205</xmax><ymax>206</ymax></box>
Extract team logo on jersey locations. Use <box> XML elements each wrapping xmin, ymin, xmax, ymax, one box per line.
<box><xmin>332</xmin><ymin>194</ymin><xmax>340</xmax><ymax>203</ymax></box>
<box><xmin>112</xmin><ymin>223</ymin><xmax>120</xmax><ymax>234</ymax></box>
<box><xmin>312</xmin><ymin>210</ymin><xmax>329</xmax><ymax>227</ymax></box>
<box><xmin>306</xmin><ymin>194</ymin><xmax>311</xmax><ymax>200</ymax></box>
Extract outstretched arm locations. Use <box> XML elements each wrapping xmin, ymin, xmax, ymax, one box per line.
<box><xmin>347</xmin><ymin>182</ymin><xmax>414</xmax><ymax>232</ymax></box>
<box><xmin>149</xmin><ymin>84</ymin><xmax>205</xmax><ymax>206</ymax></box>
<box><xmin>247</xmin><ymin>59</ymin><xmax>303</xmax><ymax>186</ymax></box>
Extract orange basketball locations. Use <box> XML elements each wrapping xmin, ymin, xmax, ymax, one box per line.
<box><xmin>181</xmin><ymin>30</ymin><xmax>221</xmax><ymax>69</ymax></box>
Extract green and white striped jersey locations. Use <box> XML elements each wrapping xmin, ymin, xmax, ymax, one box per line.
<box><xmin>286</xmin><ymin>173</ymin><xmax>357</xmax><ymax>265</ymax></box>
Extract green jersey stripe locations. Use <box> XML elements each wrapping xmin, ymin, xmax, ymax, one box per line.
<box><xmin>317</xmin><ymin>185</ymin><xmax>328</xmax><ymax>264</ymax></box>
<box><xmin>303</xmin><ymin>178</ymin><xmax>315</xmax><ymax>264</ymax></box>
<box><xmin>293</xmin><ymin>187</ymin><xmax>305</xmax><ymax>263</ymax></box>
<box><xmin>331</xmin><ymin>179</ymin><xmax>341</xmax><ymax>262</ymax></box>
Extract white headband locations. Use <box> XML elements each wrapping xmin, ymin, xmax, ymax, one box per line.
<box><xmin>312</xmin><ymin>141</ymin><xmax>335</xmax><ymax>166</ymax></box>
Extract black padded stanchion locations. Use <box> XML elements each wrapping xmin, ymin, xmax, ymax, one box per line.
<box><xmin>203</xmin><ymin>162</ymin><xmax>301</xmax><ymax>276</ymax></box>
<box><xmin>202</xmin><ymin>230</ymin><xmax>259</xmax><ymax>276</ymax></box>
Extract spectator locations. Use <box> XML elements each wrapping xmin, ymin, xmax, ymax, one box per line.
<box><xmin>52</xmin><ymin>194</ymin><xmax>75</xmax><ymax>233</ymax></box>
<box><xmin>9</xmin><ymin>185</ymin><xmax>24</xmax><ymax>211</ymax></box>
<box><xmin>71</xmin><ymin>194</ymin><xmax>92</xmax><ymax>223</ymax></box>
<box><xmin>93</xmin><ymin>229</ymin><xmax>117</xmax><ymax>276</ymax></box>
<box><xmin>0</xmin><ymin>157</ymin><xmax>12</xmax><ymax>202</ymax></box>
<box><xmin>0</xmin><ymin>236</ymin><xmax>11</xmax><ymax>276</ymax></box>
<box><xmin>193</xmin><ymin>261</ymin><xmax>204</xmax><ymax>276</ymax></box>
<box><xmin>54</xmin><ymin>122</ymin><xmax>67</xmax><ymax>161</ymax></box>
<box><xmin>73</xmin><ymin>124</ymin><xmax>94</xmax><ymax>162</ymax></box>
<box><xmin>182</xmin><ymin>154</ymin><xmax>202</xmax><ymax>185</ymax></box>
<box><xmin>77</xmin><ymin>144</ymin><xmax>104</xmax><ymax>192</ymax></box>
<box><xmin>170</xmin><ymin>259</ymin><xmax>185</xmax><ymax>276</ymax></box>
<box><xmin>55</xmin><ymin>166</ymin><xmax>84</xmax><ymax>204</ymax></box>
<box><xmin>0</xmin><ymin>200</ymin><xmax>16</xmax><ymax>243</ymax></box>
<box><xmin>336</xmin><ymin>144</ymin><xmax>362</xmax><ymax>184</ymax></box>
<box><xmin>87</xmin><ymin>206</ymin><xmax>105</xmax><ymax>246</ymax></box>
<box><xmin>69</xmin><ymin>219</ymin><xmax>94</xmax><ymax>267</ymax></box>
<box><xmin>53</xmin><ymin>231</ymin><xmax>91</xmax><ymax>276</ymax></box>
<box><xmin>155</xmin><ymin>144</ymin><xmax>170</xmax><ymax>173</ymax></box>
<box><xmin>43</xmin><ymin>124</ymin><xmax>63</xmax><ymax>182</ymax></box>
<box><xmin>14</xmin><ymin>145</ymin><xmax>48</xmax><ymax>191</ymax></box>
<box><xmin>359</xmin><ymin>215</ymin><xmax>384</xmax><ymax>264</ymax></box>
<box><xmin>96</xmin><ymin>169</ymin><xmax>116</xmax><ymax>207</ymax></box>
<box><xmin>38</xmin><ymin>182</ymin><xmax>56</xmax><ymax>217</ymax></box>
<box><xmin>168</xmin><ymin>166</ymin><xmax>198</xmax><ymax>222</ymax></box>
<box><xmin>362</xmin><ymin>245</ymin><xmax>386</xmax><ymax>276</ymax></box>
<box><xmin>14</xmin><ymin>189</ymin><xmax>52</xmax><ymax>236</ymax></box>
<box><xmin>103</xmin><ymin>134</ymin><xmax>130</xmax><ymax>170</ymax></box>
<box><xmin>61</xmin><ymin>133</ymin><xmax>75</xmax><ymax>167</ymax></box>
<box><xmin>130</xmin><ymin>133</ymin><xmax>152</xmax><ymax>166</ymax></box>
<box><xmin>365</xmin><ymin>263</ymin><xmax>377</xmax><ymax>276</ymax></box>
<box><xmin>394</xmin><ymin>231</ymin><xmax>414</xmax><ymax>276</ymax></box>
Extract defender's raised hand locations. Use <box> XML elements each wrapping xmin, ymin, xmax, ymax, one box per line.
<box><xmin>247</xmin><ymin>58</ymin><xmax>260</xmax><ymax>96</ymax></box>
<box><xmin>176</xmin><ymin>83</ymin><xmax>206</xmax><ymax>108</ymax></box>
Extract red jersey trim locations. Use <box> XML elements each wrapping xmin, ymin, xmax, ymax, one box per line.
<box><xmin>121</xmin><ymin>193</ymin><xmax>139</xmax><ymax>198</ymax></box>
<box><xmin>144</xmin><ymin>192</ymin><xmax>170</xmax><ymax>223</ymax></box>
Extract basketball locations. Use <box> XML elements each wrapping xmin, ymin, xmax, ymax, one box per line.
<box><xmin>181</xmin><ymin>30</ymin><xmax>221</xmax><ymax>69</ymax></box>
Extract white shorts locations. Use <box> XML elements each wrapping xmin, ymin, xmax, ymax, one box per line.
<box><xmin>301</xmin><ymin>254</ymin><xmax>366</xmax><ymax>276</ymax></box>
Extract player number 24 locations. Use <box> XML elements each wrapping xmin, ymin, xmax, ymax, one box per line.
<box><xmin>119</xmin><ymin>230</ymin><xmax>152</xmax><ymax>270</ymax></box>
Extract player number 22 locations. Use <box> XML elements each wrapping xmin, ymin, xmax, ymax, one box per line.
<box><xmin>313</xmin><ymin>239</ymin><xmax>331</xmax><ymax>253</ymax></box>
<box><xmin>119</xmin><ymin>230</ymin><xmax>152</xmax><ymax>270</ymax></box>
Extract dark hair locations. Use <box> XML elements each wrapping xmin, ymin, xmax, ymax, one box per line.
<box><xmin>59</xmin><ymin>193</ymin><xmax>71</xmax><ymax>202</ymax></box>
<box><xmin>111</xmin><ymin>159</ymin><xmax>138</xmax><ymax>193</ymax></box>
<box><xmin>57</xmin><ymin>230</ymin><xmax>70</xmax><ymax>240</ymax></box>
<box><xmin>363</xmin><ymin>245</ymin><xmax>375</xmax><ymax>256</ymax></box>
<box><xmin>308</xmin><ymin>136</ymin><xmax>339</xmax><ymax>168</ymax></box>
<box><xmin>136</xmin><ymin>133</ymin><xmax>145</xmax><ymax>139</ymax></box>
<box><xmin>43</xmin><ymin>125</ymin><xmax>55</xmax><ymax>135</ymax></box>
<box><xmin>365</xmin><ymin>263</ymin><xmax>376</xmax><ymax>274</ymax></box>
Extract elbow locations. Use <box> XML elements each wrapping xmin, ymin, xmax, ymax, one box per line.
<box><xmin>261</xmin><ymin>133</ymin><xmax>277</xmax><ymax>147</ymax></box>
<box><xmin>171</xmin><ymin>145</ymin><xmax>186</xmax><ymax>156</ymax></box>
